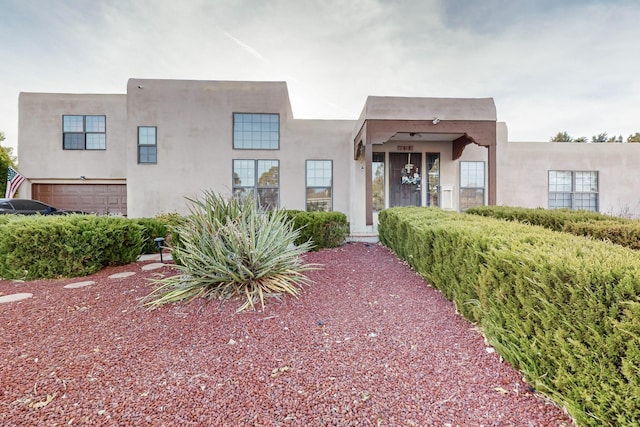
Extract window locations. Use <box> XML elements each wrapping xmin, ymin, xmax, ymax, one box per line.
<box><xmin>138</xmin><ymin>126</ymin><xmax>157</xmax><ymax>164</ymax></box>
<box><xmin>233</xmin><ymin>113</ymin><xmax>279</xmax><ymax>149</ymax></box>
<box><xmin>306</xmin><ymin>160</ymin><xmax>332</xmax><ymax>211</ymax></box>
<box><xmin>372</xmin><ymin>152</ymin><xmax>385</xmax><ymax>211</ymax></box>
<box><xmin>233</xmin><ymin>159</ymin><xmax>279</xmax><ymax>209</ymax></box>
<box><xmin>460</xmin><ymin>161</ymin><xmax>485</xmax><ymax>211</ymax></box>
<box><xmin>548</xmin><ymin>171</ymin><xmax>598</xmax><ymax>211</ymax></box>
<box><xmin>63</xmin><ymin>115</ymin><xmax>106</xmax><ymax>150</ymax></box>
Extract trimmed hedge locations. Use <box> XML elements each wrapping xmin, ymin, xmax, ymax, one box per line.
<box><xmin>378</xmin><ymin>207</ymin><xmax>640</xmax><ymax>427</ymax></box>
<box><xmin>284</xmin><ymin>210</ymin><xmax>349</xmax><ymax>251</ymax></box>
<box><xmin>466</xmin><ymin>206</ymin><xmax>640</xmax><ymax>251</ymax></box>
<box><xmin>466</xmin><ymin>205</ymin><xmax>623</xmax><ymax>231</ymax></box>
<box><xmin>130</xmin><ymin>218</ymin><xmax>168</xmax><ymax>254</ymax></box>
<box><xmin>0</xmin><ymin>215</ymin><xmax>144</xmax><ymax>279</ymax></box>
<box><xmin>562</xmin><ymin>219</ymin><xmax>640</xmax><ymax>251</ymax></box>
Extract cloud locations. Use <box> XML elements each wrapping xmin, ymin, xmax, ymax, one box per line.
<box><xmin>1</xmin><ymin>0</ymin><xmax>639</xmax><ymax>151</ymax></box>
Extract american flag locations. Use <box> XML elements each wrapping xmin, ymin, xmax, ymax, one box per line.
<box><xmin>5</xmin><ymin>166</ymin><xmax>26</xmax><ymax>198</ymax></box>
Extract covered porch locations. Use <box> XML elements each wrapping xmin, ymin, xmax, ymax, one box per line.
<box><xmin>350</xmin><ymin>96</ymin><xmax>497</xmax><ymax>230</ymax></box>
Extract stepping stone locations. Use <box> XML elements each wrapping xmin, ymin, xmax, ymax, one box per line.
<box><xmin>108</xmin><ymin>272</ymin><xmax>136</xmax><ymax>279</ymax></box>
<box><xmin>64</xmin><ymin>281</ymin><xmax>95</xmax><ymax>289</ymax></box>
<box><xmin>0</xmin><ymin>293</ymin><xmax>33</xmax><ymax>303</ymax></box>
<box><xmin>138</xmin><ymin>254</ymin><xmax>172</xmax><ymax>262</ymax></box>
<box><xmin>141</xmin><ymin>263</ymin><xmax>165</xmax><ymax>271</ymax></box>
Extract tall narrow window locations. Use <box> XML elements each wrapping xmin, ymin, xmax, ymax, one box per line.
<box><xmin>138</xmin><ymin>127</ymin><xmax>157</xmax><ymax>164</ymax></box>
<box><xmin>233</xmin><ymin>159</ymin><xmax>279</xmax><ymax>209</ymax></box>
<box><xmin>306</xmin><ymin>160</ymin><xmax>332</xmax><ymax>211</ymax></box>
<box><xmin>63</xmin><ymin>115</ymin><xmax>106</xmax><ymax>150</ymax></box>
<box><xmin>372</xmin><ymin>152</ymin><xmax>385</xmax><ymax>211</ymax></box>
<box><xmin>233</xmin><ymin>113</ymin><xmax>279</xmax><ymax>149</ymax></box>
<box><xmin>549</xmin><ymin>171</ymin><xmax>598</xmax><ymax>211</ymax></box>
<box><xmin>460</xmin><ymin>161</ymin><xmax>485</xmax><ymax>211</ymax></box>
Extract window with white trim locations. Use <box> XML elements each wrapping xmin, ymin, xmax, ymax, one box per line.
<box><xmin>138</xmin><ymin>126</ymin><xmax>157</xmax><ymax>164</ymax></box>
<box><xmin>63</xmin><ymin>115</ymin><xmax>106</xmax><ymax>150</ymax></box>
<box><xmin>233</xmin><ymin>159</ymin><xmax>279</xmax><ymax>209</ymax></box>
<box><xmin>460</xmin><ymin>161</ymin><xmax>485</xmax><ymax>211</ymax></box>
<box><xmin>548</xmin><ymin>171</ymin><xmax>598</xmax><ymax>211</ymax></box>
<box><xmin>306</xmin><ymin>160</ymin><xmax>332</xmax><ymax>211</ymax></box>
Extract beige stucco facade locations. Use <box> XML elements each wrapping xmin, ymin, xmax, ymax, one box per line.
<box><xmin>18</xmin><ymin>93</ymin><xmax>127</xmax><ymax>187</ymax></box>
<box><xmin>124</xmin><ymin>79</ymin><xmax>354</xmax><ymax>218</ymax></box>
<box><xmin>15</xmin><ymin>79</ymin><xmax>640</xmax><ymax>238</ymax></box>
<box><xmin>496</xmin><ymin>122</ymin><xmax>640</xmax><ymax>217</ymax></box>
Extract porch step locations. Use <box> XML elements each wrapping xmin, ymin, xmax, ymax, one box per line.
<box><xmin>347</xmin><ymin>233</ymin><xmax>379</xmax><ymax>243</ymax></box>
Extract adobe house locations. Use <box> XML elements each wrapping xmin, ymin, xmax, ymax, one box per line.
<box><xmin>16</xmin><ymin>79</ymin><xmax>640</xmax><ymax>239</ymax></box>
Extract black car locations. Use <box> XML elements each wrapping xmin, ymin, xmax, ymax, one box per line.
<box><xmin>0</xmin><ymin>198</ymin><xmax>86</xmax><ymax>215</ymax></box>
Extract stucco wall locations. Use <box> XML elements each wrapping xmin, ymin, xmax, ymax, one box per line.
<box><xmin>125</xmin><ymin>79</ymin><xmax>355</xmax><ymax>218</ymax></box>
<box><xmin>17</xmin><ymin>93</ymin><xmax>127</xmax><ymax>196</ymax></box>
<box><xmin>496</xmin><ymin>122</ymin><xmax>640</xmax><ymax>217</ymax></box>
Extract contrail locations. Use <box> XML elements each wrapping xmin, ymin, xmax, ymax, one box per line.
<box><xmin>215</xmin><ymin>26</ymin><xmax>352</xmax><ymax>117</ymax></box>
<box><xmin>216</xmin><ymin>26</ymin><xmax>265</xmax><ymax>61</ymax></box>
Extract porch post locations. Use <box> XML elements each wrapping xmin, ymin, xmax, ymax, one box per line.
<box><xmin>365</xmin><ymin>136</ymin><xmax>373</xmax><ymax>226</ymax></box>
<box><xmin>487</xmin><ymin>144</ymin><xmax>497</xmax><ymax>205</ymax></box>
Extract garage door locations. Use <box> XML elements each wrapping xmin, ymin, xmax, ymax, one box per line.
<box><xmin>32</xmin><ymin>184</ymin><xmax>127</xmax><ymax>216</ymax></box>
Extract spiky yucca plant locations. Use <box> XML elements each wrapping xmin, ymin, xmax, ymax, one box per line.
<box><xmin>143</xmin><ymin>191</ymin><xmax>318</xmax><ymax>312</ymax></box>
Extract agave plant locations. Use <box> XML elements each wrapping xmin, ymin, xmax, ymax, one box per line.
<box><xmin>142</xmin><ymin>191</ymin><xmax>318</xmax><ymax>312</ymax></box>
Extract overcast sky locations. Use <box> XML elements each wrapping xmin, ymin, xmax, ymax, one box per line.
<box><xmin>1</xmin><ymin>0</ymin><xmax>639</xmax><ymax>153</ymax></box>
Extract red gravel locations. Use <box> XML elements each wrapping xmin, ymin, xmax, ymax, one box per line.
<box><xmin>0</xmin><ymin>243</ymin><xmax>574</xmax><ymax>426</ymax></box>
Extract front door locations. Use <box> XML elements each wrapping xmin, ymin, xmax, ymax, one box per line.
<box><xmin>390</xmin><ymin>152</ymin><xmax>422</xmax><ymax>207</ymax></box>
<box><xmin>389</xmin><ymin>152</ymin><xmax>440</xmax><ymax>208</ymax></box>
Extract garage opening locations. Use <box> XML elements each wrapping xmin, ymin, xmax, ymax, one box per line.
<box><xmin>32</xmin><ymin>184</ymin><xmax>127</xmax><ymax>216</ymax></box>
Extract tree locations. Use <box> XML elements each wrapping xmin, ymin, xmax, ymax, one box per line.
<box><xmin>627</xmin><ymin>132</ymin><xmax>640</xmax><ymax>143</ymax></box>
<box><xmin>591</xmin><ymin>133</ymin><xmax>608</xmax><ymax>143</ymax></box>
<box><xmin>0</xmin><ymin>132</ymin><xmax>17</xmax><ymax>165</ymax></box>
<box><xmin>607</xmin><ymin>135</ymin><xmax>623</xmax><ymax>143</ymax></box>
<box><xmin>0</xmin><ymin>131</ymin><xmax>18</xmax><ymax>197</ymax></box>
<box><xmin>550</xmin><ymin>131</ymin><xmax>573</xmax><ymax>142</ymax></box>
<box><xmin>551</xmin><ymin>130</ymin><xmax>639</xmax><ymax>143</ymax></box>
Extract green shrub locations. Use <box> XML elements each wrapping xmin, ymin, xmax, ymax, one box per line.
<box><xmin>143</xmin><ymin>192</ymin><xmax>318</xmax><ymax>312</ymax></box>
<box><xmin>0</xmin><ymin>215</ymin><xmax>143</xmax><ymax>279</ymax></box>
<box><xmin>284</xmin><ymin>210</ymin><xmax>349</xmax><ymax>251</ymax></box>
<box><xmin>379</xmin><ymin>207</ymin><xmax>640</xmax><ymax>426</ymax></box>
<box><xmin>466</xmin><ymin>205</ymin><xmax>622</xmax><ymax>231</ymax></box>
<box><xmin>563</xmin><ymin>219</ymin><xmax>640</xmax><ymax>250</ymax></box>
<box><xmin>466</xmin><ymin>206</ymin><xmax>640</xmax><ymax>251</ymax></box>
<box><xmin>155</xmin><ymin>212</ymin><xmax>185</xmax><ymax>228</ymax></box>
<box><xmin>130</xmin><ymin>218</ymin><xmax>168</xmax><ymax>254</ymax></box>
<box><xmin>154</xmin><ymin>212</ymin><xmax>188</xmax><ymax>264</ymax></box>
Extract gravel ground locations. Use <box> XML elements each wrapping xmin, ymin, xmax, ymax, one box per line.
<box><xmin>0</xmin><ymin>242</ymin><xmax>574</xmax><ymax>426</ymax></box>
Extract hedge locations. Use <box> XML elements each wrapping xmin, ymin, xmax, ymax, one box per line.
<box><xmin>466</xmin><ymin>206</ymin><xmax>640</xmax><ymax>251</ymax></box>
<box><xmin>0</xmin><ymin>215</ymin><xmax>144</xmax><ymax>279</ymax></box>
<box><xmin>283</xmin><ymin>210</ymin><xmax>349</xmax><ymax>251</ymax></box>
<box><xmin>378</xmin><ymin>207</ymin><xmax>640</xmax><ymax>427</ymax></box>
<box><xmin>466</xmin><ymin>205</ymin><xmax>624</xmax><ymax>231</ymax></box>
<box><xmin>130</xmin><ymin>217</ymin><xmax>169</xmax><ymax>254</ymax></box>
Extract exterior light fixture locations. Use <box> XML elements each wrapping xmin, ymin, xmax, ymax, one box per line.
<box><xmin>432</xmin><ymin>118</ymin><xmax>441</xmax><ymax>125</ymax></box>
<box><xmin>154</xmin><ymin>237</ymin><xmax>165</xmax><ymax>262</ymax></box>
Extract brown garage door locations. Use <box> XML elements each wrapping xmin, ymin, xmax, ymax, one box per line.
<box><xmin>32</xmin><ymin>184</ymin><xmax>127</xmax><ymax>216</ymax></box>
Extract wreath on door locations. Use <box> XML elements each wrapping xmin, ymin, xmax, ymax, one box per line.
<box><xmin>401</xmin><ymin>153</ymin><xmax>421</xmax><ymax>185</ymax></box>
